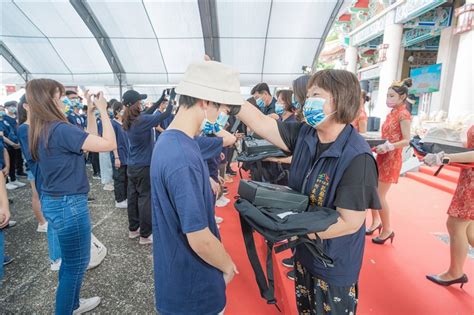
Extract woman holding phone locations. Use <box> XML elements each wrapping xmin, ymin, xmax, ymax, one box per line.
<box><xmin>27</xmin><ymin>79</ymin><xmax>116</xmax><ymax>314</ymax></box>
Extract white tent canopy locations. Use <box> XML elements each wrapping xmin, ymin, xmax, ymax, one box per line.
<box><xmin>1</xmin><ymin>0</ymin><xmax>346</xmax><ymax>92</ymax></box>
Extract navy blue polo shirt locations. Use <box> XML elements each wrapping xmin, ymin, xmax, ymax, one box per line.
<box><xmin>97</xmin><ymin>118</ymin><xmax>103</xmax><ymax>136</ymax></box>
<box><xmin>0</xmin><ymin>116</ymin><xmax>18</xmax><ymax>144</ymax></box>
<box><xmin>155</xmin><ymin>113</ymin><xmax>175</xmax><ymax>139</ymax></box>
<box><xmin>127</xmin><ymin>113</ymin><xmax>168</xmax><ymax>167</ymax></box>
<box><xmin>17</xmin><ymin>123</ymin><xmax>43</xmax><ymax>195</ymax></box>
<box><xmin>261</xmin><ymin>97</ymin><xmax>276</xmax><ymax>115</ymax></box>
<box><xmin>195</xmin><ymin>136</ymin><xmax>223</xmax><ymax>182</ymax></box>
<box><xmin>37</xmin><ymin>121</ymin><xmax>89</xmax><ymax>196</ymax></box>
<box><xmin>111</xmin><ymin>119</ymin><xmax>129</xmax><ymax>166</ymax></box>
<box><xmin>151</xmin><ymin>129</ymin><xmax>225</xmax><ymax>315</ymax></box>
<box><xmin>278</xmin><ymin>122</ymin><xmax>380</xmax><ymax>286</ymax></box>
<box><xmin>67</xmin><ymin>112</ymin><xmax>86</xmax><ymax>129</ymax></box>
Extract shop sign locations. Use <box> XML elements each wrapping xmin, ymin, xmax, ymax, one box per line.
<box><xmin>405</xmin><ymin>36</ymin><xmax>440</xmax><ymax>51</ymax></box>
<box><xmin>6</xmin><ymin>85</ymin><xmax>16</xmax><ymax>94</ymax></box>
<box><xmin>377</xmin><ymin>44</ymin><xmax>389</xmax><ymax>63</ymax></box>
<box><xmin>358</xmin><ymin>65</ymin><xmax>380</xmax><ymax>81</ymax></box>
<box><xmin>409</xmin><ymin>63</ymin><xmax>442</xmax><ymax>94</ymax></box>
<box><xmin>395</xmin><ymin>0</ymin><xmax>447</xmax><ymax>24</ymax></box>
<box><xmin>403</xmin><ymin>28</ymin><xmax>440</xmax><ymax>47</ymax></box>
<box><xmin>352</xmin><ymin>15</ymin><xmax>386</xmax><ymax>46</ymax></box>
<box><xmin>404</xmin><ymin>7</ymin><xmax>452</xmax><ymax>29</ymax></box>
<box><xmin>454</xmin><ymin>3</ymin><xmax>474</xmax><ymax>35</ymax></box>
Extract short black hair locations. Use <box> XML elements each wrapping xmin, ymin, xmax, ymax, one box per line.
<box><xmin>253</xmin><ymin>83</ymin><xmax>271</xmax><ymax>96</ymax></box>
<box><xmin>112</xmin><ymin>101</ymin><xmax>124</xmax><ymax>117</ymax></box>
<box><xmin>178</xmin><ymin>95</ymin><xmax>200</xmax><ymax>109</ymax></box>
<box><xmin>65</xmin><ymin>90</ymin><xmax>78</xmax><ymax>96</ymax></box>
<box><xmin>4</xmin><ymin>101</ymin><xmax>17</xmax><ymax>108</ymax></box>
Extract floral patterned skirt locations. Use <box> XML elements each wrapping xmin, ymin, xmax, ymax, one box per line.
<box><xmin>448</xmin><ymin>168</ymin><xmax>473</xmax><ymax>220</ymax></box>
<box><xmin>295</xmin><ymin>261</ymin><xmax>358</xmax><ymax>315</ymax></box>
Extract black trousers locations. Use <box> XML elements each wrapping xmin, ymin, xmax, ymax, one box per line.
<box><xmin>127</xmin><ymin>165</ymin><xmax>152</xmax><ymax>238</ymax></box>
<box><xmin>7</xmin><ymin>147</ymin><xmax>24</xmax><ymax>181</ymax></box>
<box><xmin>226</xmin><ymin>146</ymin><xmax>236</xmax><ymax>172</ymax></box>
<box><xmin>89</xmin><ymin>152</ymin><xmax>100</xmax><ymax>176</ymax></box>
<box><xmin>113</xmin><ymin>165</ymin><xmax>128</xmax><ymax>203</ymax></box>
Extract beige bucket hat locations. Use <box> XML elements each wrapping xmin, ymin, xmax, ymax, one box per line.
<box><xmin>175</xmin><ymin>61</ymin><xmax>244</xmax><ymax>106</ymax></box>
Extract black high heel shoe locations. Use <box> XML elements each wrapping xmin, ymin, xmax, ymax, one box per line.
<box><xmin>372</xmin><ymin>231</ymin><xmax>395</xmax><ymax>244</ymax></box>
<box><xmin>365</xmin><ymin>224</ymin><xmax>382</xmax><ymax>236</ymax></box>
<box><xmin>426</xmin><ymin>274</ymin><xmax>468</xmax><ymax>288</ymax></box>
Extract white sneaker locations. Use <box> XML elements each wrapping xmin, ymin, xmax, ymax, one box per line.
<box><xmin>129</xmin><ymin>228</ymin><xmax>140</xmax><ymax>239</ymax></box>
<box><xmin>10</xmin><ymin>180</ymin><xmax>26</xmax><ymax>187</ymax></box>
<box><xmin>139</xmin><ymin>234</ymin><xmax>153</xmax><ymax>245</ymax></box>
<box><xmin>88</xmin><ymin>234</ymin><xmax>107</xmax><ymax>270</ymax></box>
<box><xmin>73</xmin><ymin>297</ymin><xmax>101</xmax><ymax>315</ymax></box>
<box><xmin>37</xmin><ymin>222</ymin><xmax>48</xmax><ymax>233</ymax></box>
<box><xmin>103</xmin><ymin>184</ymin><xmax>114</xmax><ymax>191</ymax></box>
<box><xmin>50</xmin><ymin>259</ymin><xmax>61</xmax><ymax>271</ymax></box>
<box><xmin>6</xmin><ymin>183</ymin><xmax>18</xmax><ymax>190</ymax></box>
<box><xmin>115</xmin><ymin>200</ymin><xmax>127</xmax><ymax>209</ymax></box>
<box><xmin>215</xmin><ymin>216</ymin><xmax>224</xmax><ymax>224</ymax></box>
<box><xmin>220</xmin><ymin>196</ymin><xmax>230</xmax><ymax>203</ymax></box>
<box><xmin>215</xmin><ymin>198</ymin><xmax>229</xmax><ymax>208</ymax></box>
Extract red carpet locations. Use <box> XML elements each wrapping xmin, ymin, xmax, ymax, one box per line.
<box><xmin>218</xmin><ymin>173</ymin><xmax>474</xmax><ymax>315</ymax></box>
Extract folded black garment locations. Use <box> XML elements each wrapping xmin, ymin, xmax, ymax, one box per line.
<box><xmin>410</xmin><ymin>136</ymin><xmax>471</xmax><ymax>155</ymax></box>
<box><xmin>366</xmin><ymin>139</ymin><xmax>386</xmax><ymax>148</ymax></box>
<box><xmin>238</xmin><ymin>180</ymin><xmax>308</xmax><ymax>212</ymax></box>
<box><xmin>234</xmin><ymin>198</ymin><xmax>339</xmax><ymax>309</ymax></box>
<box><xmin>237</xmin><ymin>137</ymin><xmax>286</xmax><ymax>162</ymax></box>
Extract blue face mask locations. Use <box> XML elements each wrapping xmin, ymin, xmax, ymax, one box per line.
<box><xmin>291</xmin><ymin>94</ymin><xmax>300</xmax><ymax>109</ymax></box>
<box><xmin>72</xmin><ymin>99</ymin><xmax>83</xmax><ymax>109</ymax></box>
<box><xmin>275</xmin><ymin>103</ymin><xmax>285</xmax><ymax>115</ymax></box>
<box><xmin>200</xmin><ymin>110</ymin><xmax>219</xmax><ymax>135</ymax></box>
<box><xmin>303</xmin><ymin>97</ymin><xmax>335</xmax><ymax>128</ymax></box>
<box><xmin>7</xmin><ymin>107</ymin><xmax>17</xmax><ymax>114</ymax></box>
<box><xmin>0</xmin><ymin>111</ymin><xmax>5</xmax><ymax>117</ymax></box>
<box><xmin>256</xmin><ymin>98</ymin><xmax>265</xmax><ymax>109</ymax></box>
<box><xmin>216</xmin><ymin>112</ymin><xmax>229</xmax><ymax>128</ymax></box>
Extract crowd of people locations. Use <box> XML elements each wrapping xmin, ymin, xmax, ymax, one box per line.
<box><xmin>0</xmin><ymin>59</ymin><xmax>472</xmax><ymax>315</ymax></box>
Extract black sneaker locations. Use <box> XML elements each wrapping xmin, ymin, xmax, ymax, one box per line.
<box><xmin>287</xmin><ymin>270</ymin><xmax>295</xmax><ymax>281</ymax></box>
<box><xmin>282</xmin><ymin>257</ymin><xmax>294</xmax><ymax>268</ymax></box>
<box><xmin>226</xmin><ymin>170</ymin><xmax>237</xmax><ymax>176</ymax></box>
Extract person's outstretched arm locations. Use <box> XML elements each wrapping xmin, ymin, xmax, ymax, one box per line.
<box><xmin>82</xmin><ymin>92</ymin><xmax>117</xmax><ymax>153</ymax></box>
<box><xmin>144</xmin><ymin>90</ymin><xmax>167</xmax><ymax>115</ymax></box>
<box><xmin>236</xmin><ymin>101</ymin><xmax>289</xmax><ymax>151</ymax></box>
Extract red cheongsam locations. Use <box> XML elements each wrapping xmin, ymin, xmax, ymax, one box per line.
<box><xmin>376</xmin><ymin>104</ymin><xmax>411</xmax><ymax>183</ymax></box>
<box><xmin>447</xmin><ymin>125</ymin><xmax>473</xmax><ymax>220</ymax></box>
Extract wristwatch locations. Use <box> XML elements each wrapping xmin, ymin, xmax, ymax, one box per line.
<box><xmin>442</xmin><ymin>156</ymin><xmax>451</xmax><ymax>165</ymax></box>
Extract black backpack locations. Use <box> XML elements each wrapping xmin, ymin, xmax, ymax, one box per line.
<box><xmin>237</xmin><ymin>137</ymin><xmax>288</xmax><ymax>183</ymax></box>
<box><xmin>234</xmin><ymin>196</ymin><xmax>339</xmax><ymax>310</ymax></box>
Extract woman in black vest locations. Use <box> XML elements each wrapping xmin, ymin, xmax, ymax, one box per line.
<box><xmin>234</xmin><ymin>70</ymin><xmax>381</xmax><ymax>314</ymax></box>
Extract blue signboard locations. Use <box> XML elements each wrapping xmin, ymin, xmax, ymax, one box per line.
<box><xmin>410</xmin><ymin>63</ymin><xmax>442</xmax><ymax>94</ymax></box>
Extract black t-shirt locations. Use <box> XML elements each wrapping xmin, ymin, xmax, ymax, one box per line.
<box><xmin>277</xmin><ymin>121</ymin><xmax>380</xmax><ymax>211</ymax></box>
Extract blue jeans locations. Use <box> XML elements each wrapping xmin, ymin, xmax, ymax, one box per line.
<box><xmin>0</xmin><ymin>229</ymin><xmax>4</xmax><ymax>286</ymax></box>
<box><xmin>41</xmin><ymin>194</ymin><xmax>91</xmax><ymax>315</ymax></box>
<box><xmin>46</xmin><ymin>219</ymin><xmax>62</xmax><ymax>262</ymax></box>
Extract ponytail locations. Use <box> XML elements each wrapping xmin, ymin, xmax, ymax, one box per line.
<box><xmin>122</xmin><ymin>101</ymin><xmax>141</xmax><ymax>131</ymax></box>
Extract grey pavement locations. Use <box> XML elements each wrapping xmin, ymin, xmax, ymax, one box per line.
<box><xmin>1</xmin><ymin>170</ymin><xmax>156</xmax><ymax>314</ymax></box>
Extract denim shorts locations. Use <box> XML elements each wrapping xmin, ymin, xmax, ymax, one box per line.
<box><xmin>27</xmin><ymin>170</ymin><xmax>34</xmax><ymax>181</ymax></box>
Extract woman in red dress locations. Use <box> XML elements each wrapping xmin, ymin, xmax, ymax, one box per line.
<box><xmin>424</xmin><ymin>125</ymin><xmax>473</xmax><ymax>288</ymax></box>
<box><xmin>351</xmin><ymin>90</ymin><xmax>369</xmax><ymax>133</ymax></box>
<box><xmin>367</xmin><ymin>79</ymin><xmax>412</xmax><ymax>244</ymax></box>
